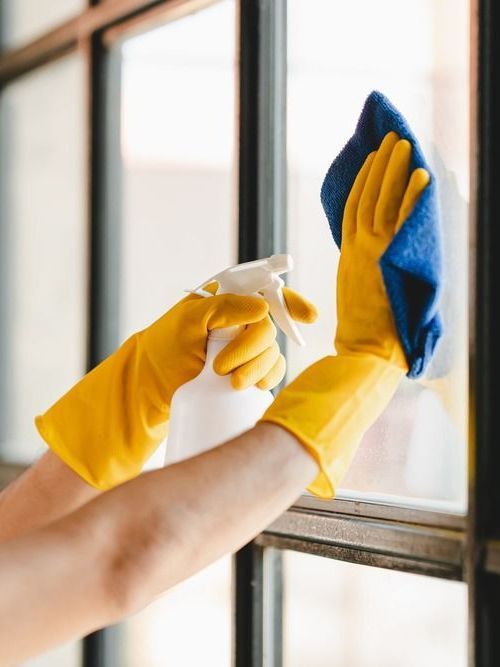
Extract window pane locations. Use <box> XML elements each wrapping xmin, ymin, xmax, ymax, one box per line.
<box><xmin>0</xmin><ymin>55</ymin><xmax>87</xmax><ymax>465</ymax></box>
<box><xmin>123</xmin><ymin>558</ymin><xmax>231</xmax><ymax>665</ymax></box>
<box><xmin>0</xmin><ymin>0</ymin><xmax>85</xmax><ymax>50</ymax></box>
<box><xmin>287</xmin><ymin>0</ymin><xmax>469</xmax><ymax>511</ymax></box>
<box><xmin>284</xmin><ymin>551</ymin><xmax>467</xmax><ymax>667</ymax></box>
<box><xmin>23</xmin><ymin>641</ymin><xmax>82</xmax><ymax>667</ymax></box>
<box><xmin>114</xmin><ymin>2</ymin><xmax>236</xmax><ymax>664</ymax></box>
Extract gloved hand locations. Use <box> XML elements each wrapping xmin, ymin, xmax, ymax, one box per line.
<box><xmin>335</xmin><ymin>131</ymin><xmax>430</xmax><ymax>368</ymax></box>
<box><xmin>260</xmin><ymin>132</ymin><xmax>430</xmax><ymax>498</ymax></box>
<box><xmin>36</xmin><ymin>285</ymin><xmax>317</xmax><ymax>490</ymax></box>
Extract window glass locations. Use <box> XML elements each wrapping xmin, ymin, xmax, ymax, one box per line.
<box><xmin>0</xmin><ymin>55</ymin><xmax>87</xmax><ymax>465</ymax></box>
<box><xmin>0</xmin><ymin>0</ymin><xmax>85</xmax><ymax>50</ymax></box>
<box><xmin>123</xmin><ymin>559</ymin><xmax>231</xmax><ymax>665</ymax></box>
<box><xmin>23</xmin><ymin>642</ymin><xmax>82</xmax><ymax>667</ymax></box>
<box><xmin>287</xmin><ymin>0</ymin><xmax>469</xmax><ymax>511</ymax></box>
<box><xmin>115</xmin><ymin>3</ymin><xmax>236</xmax><ymax>664</ymax></box>
<box><xmin>284</xmin><ymin>551</ymin><xmax>467</xmax><ymax>667</ymax></box>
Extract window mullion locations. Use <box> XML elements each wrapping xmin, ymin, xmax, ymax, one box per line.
<box><xmin>234</xmin><ymin>1</ymin><xmax>287</xmax><ymax>666</ymax></box>
<box><xmin>82</xmin><ymin>28</ymin><xmax>123</xmax><ymax>667</ymax></box>
<box><xmin>468</xmin><ymin>0</ymin><xmax>500</xmax><ymax>664</ymax></box>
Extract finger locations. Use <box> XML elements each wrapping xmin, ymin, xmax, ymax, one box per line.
<box><xmin>230</xmin><ymin>342</ymin><xmax>281</xmax><ymax>390</ymax></box>
<box><xmin>358</xmin><ymin>131</ymin><xmax>400</xmax><ymax>232</ymax></box>
<box><xmin>396</xmin><ymin>168</ymin><xmax>430</xmax><ymax>232</ymax></box>
<box><xmin>343</xmin><ymin>151</ymin><xmax>376</xmax><ymax>239</ymax></box>
<box><xmin>374</xmin><ymin>139</ymin><xmax>411</xmax><ymax>235</ymax></box>
<box><xmin>213</xmin><ymin>315</ymin><xmax>276</xmax><ymax>375</ymax></box>
<box><xmin>282</xmin><ymin>287</ymin><xmax>318</xmax><ymax>324</ymax></box>
<box><xmin>205</xmin><ymin>294</ymin><xmax>269</xmax><ymax>331</ymax></box>
<box><xmin>256</xmin><ymin>354</ymin><xmax>286</xmax><ymax>391</ymax></box>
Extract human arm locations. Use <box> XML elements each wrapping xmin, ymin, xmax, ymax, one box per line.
<box><xmin>261</xmin><ymin>132</ymin><xmax>431</xmax><ymax>497</ymax></box>
<box><xmin>35</xmin><ymin>286</ymin><xmax>316</xmax><ymax>491</ymax></box>
<box><xmin>0</xmin><ymin>451</ymin><xmax>100</xmax><ymax>542</ymax></box>
<box><xmin>0</xmin><ymin>423</ymin><xmax>316</xmax><ymax>665</ymax></box>
<box><xmin>0</xmin><ymin>132</ymin><xmax>432</xmax><ymax>664</ymax></box>
<box><xmin>0</xmin><ymin>286</ymin><xmax>317</xmax><ymax>543</ymax></box>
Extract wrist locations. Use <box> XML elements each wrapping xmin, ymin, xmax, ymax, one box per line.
<box><xmin>260</xmin><ymin>354</ymin><xmax>405</xmax><ymax>498</ymax></box>
<box><xmin>335</xmin><ymin>338</ymin><xmax>409</xmax><ymax>373</ymax></box>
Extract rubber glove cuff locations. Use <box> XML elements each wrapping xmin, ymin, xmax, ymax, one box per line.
<box><xmin>259</xmin><ymin>354</ymin><xmax>404</xmax><ymax>498</ymax></box>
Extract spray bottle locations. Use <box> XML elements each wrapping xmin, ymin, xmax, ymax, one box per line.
<box><xmin>164</xmin><ymin>254</ymin><xmax>304</xmax><ymax>465</ymax></box>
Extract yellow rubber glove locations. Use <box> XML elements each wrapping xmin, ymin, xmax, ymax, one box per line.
<box><xmin>36</xmin><ymin>285</ymin><xmax>317</xmax><ymax>490</ymax></box>
<box><xmin>260</xmin><ymin>132</ymin><xmax>430</xmax><ymax>498</ymax></box>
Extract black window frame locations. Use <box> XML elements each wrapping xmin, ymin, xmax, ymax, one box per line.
<box><xmin>0</xmin><ymin>0</ymin><xmax>499</xmax><ymax>664</ymax></box>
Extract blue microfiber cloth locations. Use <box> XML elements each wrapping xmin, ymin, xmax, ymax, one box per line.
<box><xmin>321</xmin><ymin>90</ymin><xmax>442</xmax><ymax>379</ymax></box>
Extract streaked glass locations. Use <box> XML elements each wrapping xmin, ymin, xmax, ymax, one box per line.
<box><xmin>287</xmin><ymin>0</ymin><xmax>469</xmax><ymax>511</ymax></box>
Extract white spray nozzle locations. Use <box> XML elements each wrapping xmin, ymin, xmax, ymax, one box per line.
<box><xmin>267</xmin><ymin>254</ymin><xmax>294</xmax><ymax>273</ymax></box>
<box><xmin>191</xmin><ymin>254</ymin><xmax>305</xmax><ymax>346</ymax></box>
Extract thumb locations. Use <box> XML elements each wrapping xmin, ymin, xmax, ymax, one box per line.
<box><xmin>205</xmin><ymin>294</ymin><xmax>269</xmax><ymax>330</ymax></box>
<box><xmin>282</xmin><ymin>287</ymin><xmax>318</xmax><ymax>324</ymax></box>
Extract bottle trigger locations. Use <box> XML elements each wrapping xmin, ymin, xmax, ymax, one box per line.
<box><xmin>262</xmin><ymin>284</ymin><xmax>305</xmax><ymax>347</ymax></box>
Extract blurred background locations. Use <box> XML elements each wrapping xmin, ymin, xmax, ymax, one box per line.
<box><xmin>0</xmin><ymin>1</ymin><xmax>469</xmax><ymax>665</ymax></box>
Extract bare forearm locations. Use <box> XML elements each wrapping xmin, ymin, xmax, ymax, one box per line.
<box><xmin>0</xmin><ymin>450</ymin><xmax>100</xmax><ymax>541</ymax></box>
<box><xmin>0</xmin><ymin>424</ymin><xmax>316</xmax><ymax>664</ymax></box>
<box><xmin>105</xmin><ymin>423</ymin><xmax>317</xmax><ymax>602</ymax></box>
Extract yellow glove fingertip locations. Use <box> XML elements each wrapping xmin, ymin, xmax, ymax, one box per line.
<box><xmin>390</xmin><ymin>138</ymin><xmax>412</xmax><ymax>176</ymax></box>
<box><xmin>282</xmin><ymin>287</ymin><xmax>319</xmax><ymax>324</ymax></box>
<box><xmin>230</xmin><ymin>372</ymin><xmax>248</xmax><ymax>391</ymax></box>
<box><xmin>412</xmin><ymin>167</ymin><xmax>431</xmax><ymax>190</ymax></box>
<box><xmin>383</xmin><ymin>130</ymin><xmax>400</xmax><ymax>143</ymax></box>
<box><xmin>396</xmin><ymin>167</ymin><xmax>431</xmax><ymax>231</ymax></box>
<box><xmin>395</xmin><ymin>137</ymin><xmax>411</xmax><ymax>155</ymax></box>
<box><xmin>256</xmin><ymin>354</ymin><xmax>286</xmax><ymax>391</ymax></box>
<box><xmin>208</xmin><ymin>294</ymin><xmax>269</xmax><ymax>331</ymax></box>
<box><xmin>212</xmin><ymin>354</ymin><xmax>230</xmax><ymax>377</ymax></box>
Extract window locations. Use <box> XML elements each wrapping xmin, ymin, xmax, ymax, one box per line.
<box><xmin>1</xmin><ymin>1</ymin><xmax>499</xmax><ymax>666</ymax></box>
<box><xmin>287</xmin><ymin>0</ymin><xmax>469</xmax><ymax>511</ymax></box>
<box><xmin>113</xmin><ymin>5</ymin><xmax>236</xmax><ymax>663</ymax></box>
<box><xmin>0</xmin><ymin>53</ymin><xmax>86</xmax><ymax>667</ymax></box>
<box><xmin>0</xmin><ymin>0</ymin><xmax>85</xmax><ymax>50</ymax></box>
<box><xmin>283</xmin><ymin>552</ymin><xmax>466</xmax><ymax>667</ymax></box>
<box><xmin>0</xmin><ymin>55</ymin><xmax>87</xmax><ymax>464</ymax></box>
